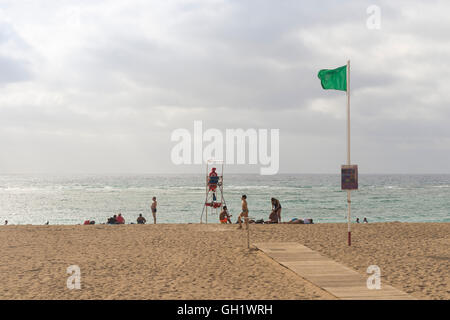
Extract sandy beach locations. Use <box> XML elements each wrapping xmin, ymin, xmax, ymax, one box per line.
<box><xmin>0</xmin><ymin>222</ymin><xmax>448</xmax><ymax>300</ymax></box>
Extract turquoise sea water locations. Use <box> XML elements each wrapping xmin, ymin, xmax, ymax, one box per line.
<box><xmin>0</xmin><ymin>174</ymin><xmax>449</xmax><ymax>225</ymax></box>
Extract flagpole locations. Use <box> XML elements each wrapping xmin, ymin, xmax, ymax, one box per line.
<box><xmin>346</xmin><ymin>60</ymin><xmax>351</xmax><ymax>246</ymax></box>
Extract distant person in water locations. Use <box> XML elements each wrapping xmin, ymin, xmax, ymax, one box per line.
<box><xmin>151</xmin><ymin>197</ymin><xmax>157</xmax><ymax>224</ymax></box>
<box><xmin>137</xmin><ymin>214</ymin><xmax>146</xmax><ymax>224</ymax></box>
<box><xmin>271</xmin><ymin>198</ymin><xmax>282</xmax><ymax>223</ymax></box>
<box><xmin>238</xmin><ymin>195</ymin><xmax>249</xmax><ymax>230</ymax></box>
<box><xmin>116</xmin><ymin>213</ymin><xmax>125</xmax><ymax>224</ymax></box>
<box><xmin>356</xmin><ymin>218</ymin><xmax>360</xmax><ymax>223</ymax></box>
<box><xmin>363</xmin><ymin>217</ymin><xmax>368</xmax><ymax>223</ymax></box>
<box><xmin>219</xmin><ymin>206</ymin><xmax>231</xmax><ymax>224</ymax></box>
<box><xmin>4</xmin><ymin>220</ymin><xmax>8</xmax><ymax>225</ymax></box>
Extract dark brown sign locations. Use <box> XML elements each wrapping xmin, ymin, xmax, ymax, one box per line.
<box><xmin>341</xmin><ymin>165</ymin><xmax>358</xmax><ymax>190</ymax></box>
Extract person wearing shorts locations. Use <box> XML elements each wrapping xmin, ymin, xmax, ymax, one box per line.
<box><xmin>151</xmin><ymin>197</ymin><xmax>157</xmax><ymax>224</ymax></box>
<box><xmin>238</xmin><ymin>195</ymin><xmax>249</xmax><ymax>230</ymax></box>
<box><xmin>219</xmin><ymin>206</ymin><xmax>231</xmax><ymax>224</ymax></box>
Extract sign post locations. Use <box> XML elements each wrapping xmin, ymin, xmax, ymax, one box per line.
<box><xmin>341</xmin><ymin>60</ymin><xmax>358</xmax><ymax>246</ymax></box>
<box><xmin>342</xmin><ymin>164</ymin><xmax>358</xmax><ymax>245</ymax></box>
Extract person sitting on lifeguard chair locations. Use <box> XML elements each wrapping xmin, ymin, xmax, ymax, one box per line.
<box><xmin>209</xmin><ymin>167</ymin><xmax>218</xmax><ymax>192</ymax></box>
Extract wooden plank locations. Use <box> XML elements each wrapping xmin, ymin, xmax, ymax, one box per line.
<box><xmin>254</xmin><ymin>242</ymin><xmax>415</xmax><ymax>300</ymax></box>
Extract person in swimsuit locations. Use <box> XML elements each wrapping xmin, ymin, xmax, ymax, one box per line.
<box><xmin>238</xmin><ymin>195</ymin><xmax>249</xmax><ymax>230</ymax></box>
<box><xmin>271</xmin><ymin>198</ymin><xmax>282</xmax><ymax>223</ymax></box>
<box><xmin>151</xmin><ymin>197</ymin><xmax>157</xmax><ymax>224</ymax></box>
<box><xmin>137</xmin><ymin>214</ymin><xmax>146</xmax><ymax>224</ymax></box>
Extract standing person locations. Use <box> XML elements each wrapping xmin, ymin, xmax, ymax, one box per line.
<box><xmin>238</xmin><ymin>195</ymin><xmax>249</xmax><ymax>230</ymax></box>
<box><xmin>271</xmin><ymin>198</ymin><xmax>282</xmax><ymax>223</ymax></box>
<box><xmin>151</xmin><ymin>197</ymin><xmax>157</xmax><ymax>224</ymax></box>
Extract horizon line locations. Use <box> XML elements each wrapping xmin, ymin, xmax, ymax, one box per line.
<box><xmin>1</xmin><ymin>172</ymin><xmax>450</xmax><ymax>175</ymax></box>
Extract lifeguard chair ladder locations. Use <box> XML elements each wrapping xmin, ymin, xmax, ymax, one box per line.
<box><xmin>200</xmin><ymin>159</ymin><xmax>226</xmax><ymax>223</ymax></box>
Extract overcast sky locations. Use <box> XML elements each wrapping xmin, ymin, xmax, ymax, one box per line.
<box><xmin>0</xmin><ymin>0</ymin><xmax>449</xmax><ymax>174</ymax></box>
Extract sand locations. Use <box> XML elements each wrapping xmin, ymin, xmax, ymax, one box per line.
<box><xmin>0</xmin><ymin>222</ymin><xmax>448</xmax><ymax>300</ymax></box>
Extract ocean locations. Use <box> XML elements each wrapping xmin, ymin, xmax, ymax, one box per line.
<box><xmin>0</xmin><ymin>174</ymin><xmax>449</xmax><ymax>225</ymax></box>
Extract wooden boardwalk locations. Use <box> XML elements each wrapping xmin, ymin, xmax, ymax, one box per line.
<box><xmin>254</xmin><ymin>242</ymin><xmax>415</xmax><ymax>300</ymax></box>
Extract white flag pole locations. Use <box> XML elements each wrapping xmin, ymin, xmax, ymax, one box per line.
<box><xmin>346</xmin><ymin>60</ymin><xmax>352</xmax><ymax>246</ymax></box>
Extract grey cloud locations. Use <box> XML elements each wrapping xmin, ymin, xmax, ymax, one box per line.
<box><xmin>0</xmin><ymin>0</ymin><xmax>449</xmax><ymax>173</ymax></box>
<box><xmin>0</xmin><ymin>55</ymin><xmax>31</xmax><ymax>83</ymax></box>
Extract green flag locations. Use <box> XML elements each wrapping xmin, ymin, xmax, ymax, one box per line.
<box><xmin>318</xmin><ymin>65</ymin><xmax>347</xmax><ymax>91</ymax></box>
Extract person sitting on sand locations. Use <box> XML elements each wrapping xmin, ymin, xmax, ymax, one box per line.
<box><xmin>116</xmin><ymin>213</ymin><xmax>125</xmax><ymax>224</ymax></box>
<box><xmin>219</xmin><ymin>206</ymin><xmax>231</xmax><ymax>224</ymax></box>
<box><xmin>266</xmin><ymin>209</ymin><xmax>279</xmax><ymax>224</ymax></box>
<box><xmin>237</xmin><ymin>195</ymin><xmax>249</xmax><ymax>230</ymax></box>
<box><xmin>107</xmin><ymin>215</ymin><xmax>116</xmax><ymax>224</ymax></box>
<box><xmin>137</xmin><ymin>214</ymin><xmax>146</xmax><ymax>224</ymax></box>
<box><xmin>151</xmin><ymin>197</ymin><xmax>157</xmax><ymax>224</ymax></box>
<box><xmin>271</xmin><ymin>198</ymin><xmax>282</xmax><ymax>223</ymax></box>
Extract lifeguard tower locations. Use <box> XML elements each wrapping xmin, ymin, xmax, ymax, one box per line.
<box><xmin>200</xmin><ymin>159</ymin><xmax>227</xmax><ymax>223</ymax></box>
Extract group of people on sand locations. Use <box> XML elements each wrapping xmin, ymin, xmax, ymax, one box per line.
<box><xmin>209</xmin><ymin>167</ymin><xmax>286</xmax><ymax>228</ymax></box>
<box><xmin>218</xmin><ymin>195</ymin><xmax>319</xmax><ymax>227</ymax></box>
<box><xmin>104</xmin><ymin>196</ymin><xmax>158</xmax><ymax>225</ymax></box>
<box><xmin>218</xmin><ymin>195</ymin><xmax>250</xmax><ymax>227</ymax></box>
<box><xmin>106</xmin><ymin>213</ymin><xmax>125</xmax><ymax>224</ymax></box>
<box><xmin>218</xmin><ymin>195</ymin><xmax>284</xmax><ymax>229</ymax></box>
